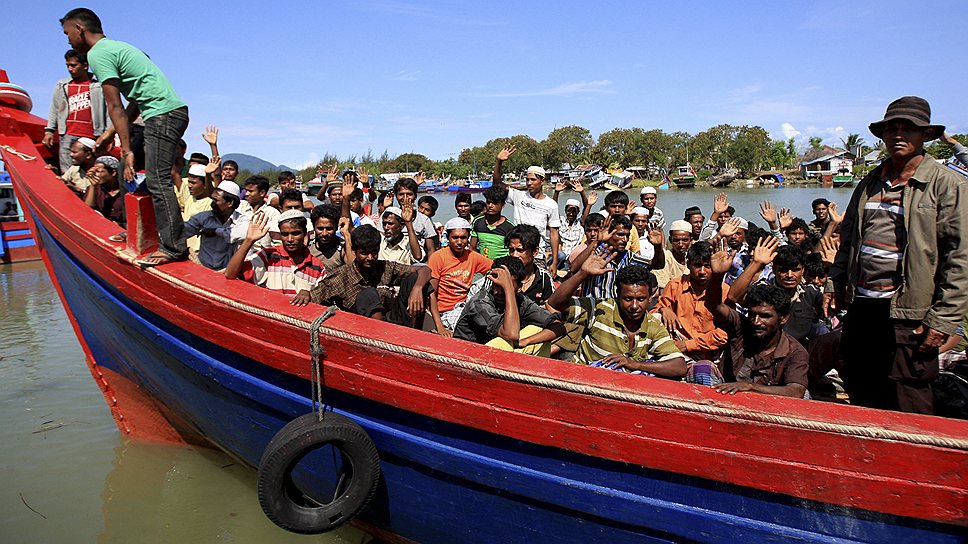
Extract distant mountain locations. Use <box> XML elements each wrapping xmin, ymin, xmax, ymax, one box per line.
<box><xmin>222</xmin><ymin>153</ymin><xmax>298</xmax><ymax>174</ymax></box>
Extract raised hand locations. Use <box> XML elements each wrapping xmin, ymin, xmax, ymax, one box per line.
<box><xmin>86</xmin><ymin>165</ymin><xmax>103</xmax><ymax>186</ymax></box>
<box><xmin>718</xmin><ymin>216</ymin><xmax>742</xmax><ymax>239</ymax></box>
<box><xmin>647</xmin><ymin>228</ymin><xmax>664</xmax><ymax>247</ymax></box>
<box><xmin>625</xmin><ymin>201</ymin><xmax>636</xmax><ymax>215</ymax></box>
<box><xmin>380</xmin><ymin>191</ymin><xmax>394</xmax><ymax>211</ymax></box>
<box><xmin>713</xmin><ymin>192</ymin><xmax>729</xmax><ymax>214</ymax></box>
<box><xmin>358</xmin><ymin>165</ymin><xmax>370</xmax><ymax>186</ymax></box>
<box><xmin>205</xmin><ymin>155</ymin><xmax>222</xmax><ymax>175</ymax></box>
<box><xmin>554</xmin><ymin>179</ymin><xmax>568</xmax><ymax>193</ymax></box>
<box><xmin>711</xmin><ymin>238</ymin><xmax>734</xmax><ymax>275</ymax></box>
<box><xmin>778</xmin><ymin>208</ymin><xmax>793</xmax><ymax>229</ymax></box>
<box><xmin>342</xmin><ymin>172</ymin><xmax>356</xmax><ymax>195</ymax></box>
<box><xmin>497</xmin><ymin>144</ymin><xmax>516</xmax><ymax>161</ymax></box>
<box><xmin>759</xmin><ymin>200</ymin><xmax>778</xmax><ymax>225</ymax></box>
<box><xmin>751</xmin><ymin>235</ymin><xmax>779</xmax><ymax>266</ymax></box>
<box><xmin>597</xmin><ymin>214</ymin><xmax>613</xmax><ymax>243</ymax></box>
<box><xmin>414</xmin><ymin>170</ymin><xmax>426</xmax><ymax>185</ymax></box>
<box><xmin>202</xmin><ymin>125</ymin><xmax>219</xmax><ymax>146</ymax></box>
<box><xmin>581</xmin><ymin>246</ymin><xmax>618</xmax><ymax>276</ymax></box>
<box><xmin>827</xmin><ymin>202</ymin><xmax>844</xmax><ymax>225</ymax></box>
<box><xmin>587</xmin><ymin>190</ymin><xmax>599</xmax><ymax>207</ymax></box>
<box><xmin>818</xmin><ymin>235</ymin><xmax>840</xmax><ymax>266</ymax></box>
<box><xmin>247</xmin><ymin>211</ymin><xmax>270</xmax><ymax>242</ymax></box>
<box><xmin>326</xmin><ymin>163</ymin><xmax>339</xmax><ymax>181</ymax></box>
<box><xmin>338</xmin><ymin>216</ymin><xmax>352</xmax><ymax>239</ymax></box>
<box><xmin>400</xmin><ymin>204</ymin><xmax>415</xmax><ymax>224</ymax></box>
<box><xmin>571</xmin><ymin>177</ymin><xmax>586</xmax><ymax>192</ymax></box>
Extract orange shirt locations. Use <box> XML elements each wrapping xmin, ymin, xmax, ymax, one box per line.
<box><xmin>428</xmin><ymin>248</ymin><xmax>492</xmax><ymax>312</ymax></box>
<box><xmin>655</xmin><ymin>275</ymin><xmax>730</xmax><ymax>360</ymax></box>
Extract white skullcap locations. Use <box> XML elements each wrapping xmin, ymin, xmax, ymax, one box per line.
<box><xmin>640</xmin><ymin>186</ymin><xmax>657</xmax><ymax>195</ymax></box>
<box><xmin>526</xmin><ymin>165</ymin><xmax>546</xmax><ymax>178</ymax></box>
<box><xmin>382</xmin><ymin>206</ymin><xmax>402</xmax><ymax>218</ymax></box>
<box><xmin>444</xmin><ymin>217</ymin><xmax>472</xmax><ymax>231</ymax></box>
<box><xmin>216</xmin><ymin>180</ymin><xmax>240</xmax><ymax>199</ymax></box>
<box><xmin>564</xmin><ymin>198</ymin><xmax>581</xmax><ymax>209</ymax></box>
<box><xmin>631</xmin><ymin>206</ymin><xmax>650</xmax><ymax>217</ymax></box>
<box><xmin>76</xmin><ymin>137</ymin><xmax>97</xmax><ymax>150</ymax></box>
<box><xmin>669</xmin><ymin>220</ymin><xmax>692</xmax><ymax>233</ymax></box>
<box><xmin>278</xmin><ymin>209</ymin><xmax>305</xmax><ymax>224</ymax></box>
<box><xmin>188</xmin><ymin>163</ymin><xmax>208</xmax><ymax>177</ymax></box>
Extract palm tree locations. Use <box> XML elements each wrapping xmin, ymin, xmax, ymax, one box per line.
<box><xmin>840</xmin><ymin>134</ymin><xmax>866</xmax><ymax>156</ymax></box>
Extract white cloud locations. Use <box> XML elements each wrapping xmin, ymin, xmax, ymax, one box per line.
<box><xmin>781</xmin><ymin>122</ymin><xmax>800</xmax><ymax>139</ymax></box>
<box><xmin>477</xmin><ymin>80</ymin><xmax>614</xmax><ymax>98</ymax></box>
<box><xmin>392</xmin><ymin>70</ymin><xmax>421</xmax><ymax>82</ymax></box>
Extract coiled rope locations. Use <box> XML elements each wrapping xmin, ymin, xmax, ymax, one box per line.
<box><xmin>129</xmin><ymin>257</ymin><xmax>968</xmax><ymax>451</ymax></box>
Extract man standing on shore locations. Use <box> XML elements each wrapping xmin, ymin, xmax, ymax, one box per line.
<box><xmin>61</xmin><ymin>8</ymin><xmax>189</xmax><ymax>267</ymax></box>
<box><xmin>43</xmin><ymin>49</ymin><xmax>110</xmax><ymax>172</ymax></box>
<box><xmin>832</xmin><ymin>96</ymin><xmax>968</xmax><ymax>414</ymax></box>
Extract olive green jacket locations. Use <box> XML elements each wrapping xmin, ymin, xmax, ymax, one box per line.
<box><xmin>831</xmin><ymin>154</ymin><xmax>968</xmax><ymax>335</ymax></box>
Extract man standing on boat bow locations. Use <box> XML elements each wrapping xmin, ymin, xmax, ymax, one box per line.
<box><xmin>61</xmin><ymin>8</ymin><xmax>190</xmax><ymax>268</ymax></box>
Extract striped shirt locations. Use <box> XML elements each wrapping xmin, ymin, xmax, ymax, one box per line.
<box><xmin>243</xmin><ymin>246</ymin><xmax>326</xmax><ymax>295</ymax></box>
<box><xmin>565</xmin><ymin>297</ymin><xmax>683</xmax><ymax>366</ymax></box>
<box><xmin>857</xmin><ymin>177</ymin><xmax>905</xmax><ymax>298</ymax></box>
<box><xmin>580</xmin><ymin>246</ymin><xmax>651</xmax><ymax>299</ymax></box>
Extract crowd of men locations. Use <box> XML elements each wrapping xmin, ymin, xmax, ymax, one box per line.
<box><xmin>49</xmin><ymin>7</ymin><xmax>968</xmax><ymax>417</ymax></box>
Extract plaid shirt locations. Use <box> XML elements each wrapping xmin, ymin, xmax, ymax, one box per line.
<box><xmin>580</xmin><ymin>246</ymin><xmax>651</xmax><ymax>299</ymax></box>
<box><xmin>310</xmin><ymin>260</ymin><xmax>415</xmax><ymax>310</ymax></box>
<box><xmin>243</xmin><ymin>246</ymin><xmax>326</xmax><ymax>295</ymax></box>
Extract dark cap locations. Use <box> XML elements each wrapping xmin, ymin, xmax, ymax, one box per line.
<box><xmin>869</xmin><ymin>96</ymin><xmax>944</xmax><ymax>139</ymax></box>
<box><xmin>684</xmin><ymin>206</ymin><xmax>703</xmax><ymax>218</ymax></box>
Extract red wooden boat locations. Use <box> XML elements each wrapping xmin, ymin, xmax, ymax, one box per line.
<box><xmin>2</xmin><ymin>69</ymin><xmax>966</xmax><ymax>543</ymax></box>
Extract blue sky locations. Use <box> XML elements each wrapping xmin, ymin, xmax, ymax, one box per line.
<box><xmin>6</xmin><ymin>1</ymin><xmax>966</xmax><ymax>168</ymax></box>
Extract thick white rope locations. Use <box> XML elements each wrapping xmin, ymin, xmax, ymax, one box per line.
<box><xmin>126</xmin><ymin>256</ymin><xmax>968</xmax><ymax>451</ymax></box>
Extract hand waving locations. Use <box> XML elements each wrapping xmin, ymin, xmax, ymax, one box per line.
<box><xmin>497</xmin><ymin>144</ymin><xmax>516</xmax><ymax>162</ymax></box>
<box><xmin>710</xmin><ymin>239</ymin><xmax>734</xmax><ymax>275</ymax></box>
<box><xmin>713</xmin><ymin>192</ymin><xmax>729</xmax><ymax>214</ymax></box>
<box><xmin>751</xmin><ymin>235</ymin><xmax>779</xmax><ymax>266</ymax></box>
<box><xmin>202</xmin><ymin>125</ymin><xmax>219</xmax><ymax>146</ymax></box>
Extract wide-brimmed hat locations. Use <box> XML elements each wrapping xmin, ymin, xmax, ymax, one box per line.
<box><xmin>869</xmin><ymin>96</ymin><xmax>944</xmax><ymax>139</ymax></box>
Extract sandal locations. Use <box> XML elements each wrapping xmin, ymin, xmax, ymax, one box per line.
<box><xmin>135</xmin><ymin>251</ymin><xmax>181</xmax><ymax>269</ymax></box>
<box><xmin>108</xmin><ymin>232</ymin><xmax>127</xmax><ymax>243</ymax></box>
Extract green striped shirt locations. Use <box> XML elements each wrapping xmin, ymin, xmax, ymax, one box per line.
<box><xmin>566</xmin><ymin>297</ymin><xmax>682</xmax><ymax>366</ymax></box>
<box><xmin>471</xmin><ymin>216</ymin><xmax>515</xmax><ymax>259</ymax></box>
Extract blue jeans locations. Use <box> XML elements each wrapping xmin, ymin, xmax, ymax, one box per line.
<box><xmin>143</xmin><ymin>107</ymin><xmax>189</xmax><ymax>258</ymax></box>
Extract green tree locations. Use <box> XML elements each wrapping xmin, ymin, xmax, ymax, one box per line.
<box><xmin>691</xmin><ymin>124</ymin><xmax>740</xmax><ymax>169</ymax></box>
<box><xmin>926</xmin><ymin>133</ymin><xmax>967</xmax><ymax>160</ymax></box>
<box><xmin>809</xmin><ymin>136</ymin><xmax>824</xmax><ymax>150</ymax></box>
<box><xmin>541</xmin><ymin>125</ymin><xmax>594</xmax><ymax>169</ymax></box>
<box><xmin>383</xmin><ymin>152</ymin><xmax>433</xmax><ymax>173</ymax></box>
<box><xmin>727</xmin><ymin>126</ymin><xmax>771</xmax><ymax>175</ymax></box>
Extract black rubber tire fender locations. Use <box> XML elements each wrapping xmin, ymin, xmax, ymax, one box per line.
<box><xmin>257</xmin><ymin>412</ymin><xmax>381</xmax><ymax>534</ymax></box>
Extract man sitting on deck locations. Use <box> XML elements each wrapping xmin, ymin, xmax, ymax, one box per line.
<box><xmin>182</xmin><ymin>181</ymin><xmax>248</xmax><ymax>270</ymax></box>
<box><xmin>651</xmin><ymin>220</ymin><xmax>694</xmax><ymax>289</ymax></box>
<box><xmin>83</xmin><ymin>155</ymin><xmax>125</xmax><ymax>227</ymax></box>
<box><xmin>310</xmin><ymin>225</ymin><xmax>432</xmax><ymax>327</ymax></box>
<box><xmin>429</xmin><ymin>217</ymin><xmax>493</xmax><ymax>336</ymax></box>
<box><xmin>58</xmin><ymin>137</ymin><xmax>97</xmax><ymax>197</ymax></box>
<box><xmin>546</xmin><ymin>252</ymin><xmax>687</xmax><ymax>379</ymax></box>
<box><xmin>238</xmin><ymin>175</ymin><xmax>281</xmax><ymax>255</ymax></box>
<box><xmin>705</xmin><ymin>242</ymin><xmax>809</xmax><ymax>398</ymax></box>
<box><xmin>309</xmin><ymin>204</ymin><xmax>348</xmax><ymax>270</ymax></box>
<box><xmin>570</xmin><ymin>214</ymin><xmax>660</xmax><ymax>300</ymax></box>
<box><xmin>224</xmin><ymin>209</ymin><xmax>326</xmax><ymax>307</ymax></box>
<box><xmin>453</xmin><ymin>256</ymin><xmax>564</xmax><ymax>356</ymax></box>
<box><xmin>655</xmin><ymin>241</ymin><xmax>730</xmax><ymax>368</ymax></box>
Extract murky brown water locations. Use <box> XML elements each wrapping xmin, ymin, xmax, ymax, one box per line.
<box><xmin>0</xmin><ymin>261</ymin><xmax>369</xmax><ymax>543</ymax></box>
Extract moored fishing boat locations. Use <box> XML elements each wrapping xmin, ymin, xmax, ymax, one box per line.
<box><xmin>2</xmin><ymin>70</ymin><xmax>967</xmax><ymax>543</ymax></box>
<box><xmin>669</xmin><ymin>164</ymin><xmax>697</xmax><ymax>188</ymax></box>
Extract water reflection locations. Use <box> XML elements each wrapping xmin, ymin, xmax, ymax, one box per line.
<box><xmin>99</xmin><ymin>441</ymin><xmax>371</xmax><ymax>543</ymax></box>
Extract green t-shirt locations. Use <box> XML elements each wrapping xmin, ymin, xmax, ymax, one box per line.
<box><xmin>87</xmin><ymin>38</ymin><xmax>185</xmax><ymax>120</ymax></box>
<box><xmin>471</xmin><ymin>216</ymin><xmax>514</xmax><ymax>259</ymax></box>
